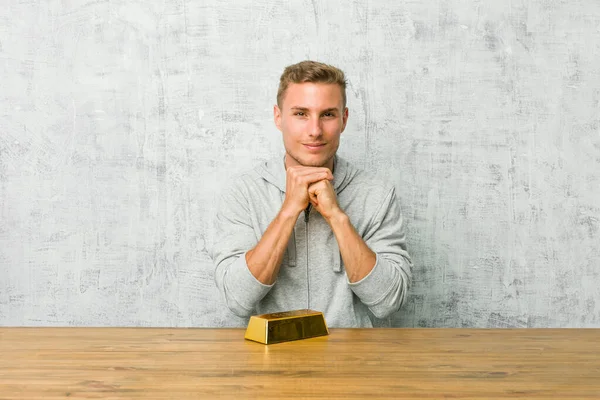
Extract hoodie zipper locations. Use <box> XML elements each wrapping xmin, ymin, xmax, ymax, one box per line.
<box><xmin>304</xmin><ymin>204</ymin><xmax>311</xmax><ymax>309</ymax></box>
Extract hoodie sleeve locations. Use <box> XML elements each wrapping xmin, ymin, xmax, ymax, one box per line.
<box><xmin>348</xmin><ymin>187</ymin><xmax>413</xmax><ymax>319</ymax></box>
<box><xmin>210</xmin><ymin>180</ymin><xmax>274</xmax><ymax>318</ymax></box>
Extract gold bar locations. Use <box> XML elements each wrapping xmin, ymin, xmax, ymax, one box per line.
<box><xmin>244</xmin><ymin>309</ymin><xmax>329</xmax><ymax>345</ymax></box>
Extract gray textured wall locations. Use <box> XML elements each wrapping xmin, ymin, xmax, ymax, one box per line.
<box><xmin>1</xmin><ymin>0</ymin><xmax>599</xmax><ymax>328</ymax></box>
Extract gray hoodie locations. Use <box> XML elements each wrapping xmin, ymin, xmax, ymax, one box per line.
<box><xmin>210</xmin><ymin>155</ymin><xmax>412</xmax><ymax>327</ymax></box>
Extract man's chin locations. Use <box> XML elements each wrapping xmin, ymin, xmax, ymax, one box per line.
<box><xmin>286</xmin><ymin>152</ymin><xmax>334</xmax><ymax>169</ymax></box>
<box><xmin>301</xmin><ymin>160</ymin><xmax>328</xmax><ymax>167</ymax></box>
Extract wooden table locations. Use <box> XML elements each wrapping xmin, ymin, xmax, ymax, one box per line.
<box><xmin>1</xmin><ymin>328</ymin><xmax>599</xmax><ymax>399</ymax></box>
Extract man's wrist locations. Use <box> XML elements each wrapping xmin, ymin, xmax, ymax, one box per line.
<box><xmin>278</xmin><ymin>206</ymin><xmax>302</xmax><ymax>221</ymax></box>
<box><xmin>324</xmin><ymin>207</ymin><xmax>349</xmax><ymax>226</ymax></box>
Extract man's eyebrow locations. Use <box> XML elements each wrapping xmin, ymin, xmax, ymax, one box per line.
<box><xmin>289</xmin><ymin>106</ymin><xmax>339</xmax><ymax>113</ymax></box>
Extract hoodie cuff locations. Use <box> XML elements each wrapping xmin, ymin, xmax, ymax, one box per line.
<box><xmin>348</xmin><ymin>254</ymin><xmax>397</xmax><ymax>306</ymax></box>
<box><xmin>225</xmin><ymin>253</ymin><xmax>274</xmax><ymax>313</ymax></box>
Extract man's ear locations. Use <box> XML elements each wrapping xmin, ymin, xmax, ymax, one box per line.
<box><xmin>274</xmin><ymin>105</ymin><xmax>282</xmax><ymax>131</ymax></box>
<box><xmin>341</xmin><ymin>107</ymin><xmax>349</xmax><ymax>132</ymax></box>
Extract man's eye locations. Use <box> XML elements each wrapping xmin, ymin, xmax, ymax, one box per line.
<box><xmin>323</xmin><ymin>113</ymin><xmax>335</xmax><ymax>117</ymax></box>
<box><xmin>295</xmin><ymin>112</ymin><xmax>305</xmax><ymax>116</ymax></box>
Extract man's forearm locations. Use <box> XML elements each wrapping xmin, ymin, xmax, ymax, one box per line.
<box><xmin>245</xmin><ymin>209</ymin><xmax>299</xmax><ymax>285</ymax></box>
<box><xmin>325</xmin><ymin>210</ymin><xmax>377</xmax><ymax>282</ymax></box>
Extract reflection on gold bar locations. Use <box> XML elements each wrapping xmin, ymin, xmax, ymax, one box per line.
<box><xmin>244</xmin><ymin>309</ymin><xmax>329</xmax><ymax>345</ymax></box>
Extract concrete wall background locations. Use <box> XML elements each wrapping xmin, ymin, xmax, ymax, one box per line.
<box><xmin>1</xmin><ymin>0</ymin><xmax>599</xmax><ymax>327</ymax></box>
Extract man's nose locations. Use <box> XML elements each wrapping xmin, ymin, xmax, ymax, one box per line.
<box><xmin>307</xmin><ymin>117</ymin><xmax>323</xmax><ymax>137</ymax></box>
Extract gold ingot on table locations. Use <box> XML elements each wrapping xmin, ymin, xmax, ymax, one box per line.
<box><xmin>244</xmin><ymin>309</ymin><xmax>329</xmax><ymax>344</ymax></box>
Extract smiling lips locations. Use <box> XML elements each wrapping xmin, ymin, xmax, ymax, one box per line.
<box><xmin>303</xmin><ymin>143</ymin><xmax>326</xmax><ymax>151</ymax></box>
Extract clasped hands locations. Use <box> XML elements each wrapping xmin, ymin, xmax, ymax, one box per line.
<box><xmin>281</xmin><ymin>165</ymin><xmax>343</xmax><ymax>222</ymax></box>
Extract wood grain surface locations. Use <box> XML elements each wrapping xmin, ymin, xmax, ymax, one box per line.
<box><xmin>1</xmin><ymin>328</ymin><xmax>599</xmax><ymax>399</ymax></box>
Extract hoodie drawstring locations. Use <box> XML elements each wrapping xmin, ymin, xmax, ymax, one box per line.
<box><xmin>332</xmin><ymin>238</ymin><xmax>342</xmax><ymax>272</ymax></box>
<box><xmin>286</xmin><ymin>229</ymin><xmax>297</xmax><ymax>267</ymax></box>
<box><xmin>280</xmin><ymin>191</ymin><xmax>297</xmax><ymax>267</ymax></box>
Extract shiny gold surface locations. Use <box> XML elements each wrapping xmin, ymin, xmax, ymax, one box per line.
<box><xmin>244</xmin><ymin>309</ymin><xmax>329</xmax><ymax>344</ymax></box>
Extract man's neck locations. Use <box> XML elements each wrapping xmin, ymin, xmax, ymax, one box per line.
<box><xmin>284</xmin><ymin>154</ymin><xmax>335</xmax><ymax>173</ymax></box>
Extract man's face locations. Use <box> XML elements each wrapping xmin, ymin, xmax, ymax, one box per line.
<box><xmin>274</xmin><ymin>82</ymin><xmax>348</xmax><ymax>170</ymax></box>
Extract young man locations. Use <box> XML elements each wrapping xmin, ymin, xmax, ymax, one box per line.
<box><xmin>210</xmin><ymin>60</ymin><xmax>412</xmax><ymax>327</ymax></box>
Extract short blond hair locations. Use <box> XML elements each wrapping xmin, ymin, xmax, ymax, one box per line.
<box><xmin>277</xmin><ymin>60</ymin><xmax>347</xmax><ymax>108</ymax></box>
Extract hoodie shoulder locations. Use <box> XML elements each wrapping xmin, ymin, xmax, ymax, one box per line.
<box><xmin>220</xmin><ymin>157</ymin><xmax>284</xmax><ymax>201</ymax></box>
<box><xmin>339</xmin><ymin>158</ymin><xmax>396</xmax><ymax>196</ymax></box>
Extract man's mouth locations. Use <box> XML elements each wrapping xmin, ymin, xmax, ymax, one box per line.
<box><xmin>303</xmin><ymin>143</ymin><xmax>326</xmax><ymax>150</ymax></box>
